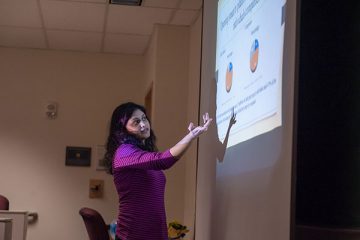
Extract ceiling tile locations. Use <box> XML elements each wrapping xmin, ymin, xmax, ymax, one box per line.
<box><xmin>0</xmin><ymin>26</ymin><xmax>47</xmax><ymax>49</ymax></box>
<box><xmin>171</xmin><ymin>9</ymin><xmax>198</xmax><ymax>25</ymax></box>
<box><xmin>47</xmin><ymin>30</ymin><xmax>102</xmax><ymax>52</ymax></box>
<box><xmin>179</xmin><ymin>0</ymin><xmax>202</xmax><ymax>10</ymax></box>
<box><xmin>40</xmin><ymin>0</ymin><xmax>106</xmax><ymax>31</ymax></box>
<box><xmin>142</xmin><ymin>0</ymin><xmax>178</xmax><ymax>9</ymax></box>
<box><xmin>0</xmin><ymin>0</ymin><xmax>202</xmax><ymax>54</ymax></box>
<box><xmin>0</xmin><ymin>0</ymin><xmax>42</xmax><ymax>28</ymax></box>
<box><xmin>104</xmin><ymin>33</ymin><xmax>149</xmax><ymax>55</ymax></box>
<box><xmin>106</xmin><ymin>5</ymin><xmax>172</xmax><ymax>35</ymax></box>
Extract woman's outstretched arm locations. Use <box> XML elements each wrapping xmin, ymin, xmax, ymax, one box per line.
<box><xmin>170</xmin><ymin>113</ymin><xmax>212</xmax><ymax>158</ymax></box>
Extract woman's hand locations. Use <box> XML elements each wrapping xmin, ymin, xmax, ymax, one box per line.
<box><xmin>188</xmin><ymin>113</ymin><xmax>212</xmax><ymax>139</ymax></box>
<box><xmin>170</xmin><ymin>113</ymin><xmax>212</xmax><ymax>158</ymax></box>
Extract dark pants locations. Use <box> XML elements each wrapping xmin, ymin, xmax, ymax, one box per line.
<box><xmin>115</xmin><ymin>236</ymin><xmax>121</xmax><ymax>240</ymax></box>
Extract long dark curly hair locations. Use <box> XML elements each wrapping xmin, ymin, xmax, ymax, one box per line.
<box><xmin>104</xmin><ymin>102</ymin><xmax>157</xmax><ymax>174</ymax></box>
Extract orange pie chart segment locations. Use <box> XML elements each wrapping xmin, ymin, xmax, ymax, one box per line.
<box><xmin>250</xmin><ymin>39</ymin><xmax>259</xmax><ymax>73</ymax></box>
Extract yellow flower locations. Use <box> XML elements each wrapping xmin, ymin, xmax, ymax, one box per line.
<box><xmin>168</xmin><ymin>221</ymin><xmax>189</xmax><ymax>239</ymax></box>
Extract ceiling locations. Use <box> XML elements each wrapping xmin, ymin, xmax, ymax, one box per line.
<box><xmin>0</xmin><ymin>0</ymin><xmax>202</xmax><ymax>55</ymax></box>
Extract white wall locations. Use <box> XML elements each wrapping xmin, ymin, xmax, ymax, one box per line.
<box><xmin>0</xmin><ymin>47</ymin><xmax>144</xmax><ymax>240</ymax></box>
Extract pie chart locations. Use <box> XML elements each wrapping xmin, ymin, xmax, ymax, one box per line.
<box><xmin>225</xmin><ymin>62</ymin><xmax>233</xmax><ymax>92</ymax></box>
<box><xmin>250</xmin><ymin>39</ymin><xmax>259</xmax><ymax>73</ymax></box>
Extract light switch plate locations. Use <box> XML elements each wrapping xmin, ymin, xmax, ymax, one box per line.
<box><xmin>89</xmin><ymin>179</ymin><xmax>104</xmax><ymax>199</ymax></box>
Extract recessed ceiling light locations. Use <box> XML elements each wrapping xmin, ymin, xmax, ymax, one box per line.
<box><xmin>109</xmin><ymin>0</ymin><xmax>142</xmax><ymax>6</ymax></box>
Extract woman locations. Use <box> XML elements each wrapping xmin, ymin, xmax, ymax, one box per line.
<box><xmin>105</xmin><ymin>102</ymin><xmax>212</xmax><ymax>240</ymax></box>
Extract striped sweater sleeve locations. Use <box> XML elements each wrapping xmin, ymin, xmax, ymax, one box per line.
<box><xmin>113</xmin><ymin>144</ymin><xmax>178</xmax><ymax>171</ymax></box>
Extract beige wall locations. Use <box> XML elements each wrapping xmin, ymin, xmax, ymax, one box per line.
<box><xmin>143</xmin><ymin>19</ymin><xmax>202</xmax><ymax>239</ymax></box>
<box><xmin>183</xmin><ymin>12</ymin><xmax>203</xmax><ymax>240</ymax></box>
<box><xmin>143</xmin><ymin>28</ymin><xmax>157</xmax><ymax>112</ymax></box>
<box><xmin>145</xmin><ymin>24</ymin><xmax>190</xmax><ymax>224</ymax></box>
<box><xmin>0</xmin><ymin>47</ymin><xmax>144</xmax><ymax>240</ymax></box>
<box><xmin>0</xmin><ymin>16</ymin><xmax>202</xmax><ymax>240</ymax></box>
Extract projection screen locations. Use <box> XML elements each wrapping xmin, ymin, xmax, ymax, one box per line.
<box><xmin>195</xmin><ymin>0</ymin><xmax>298</xmax><ymax>239</ymax></box>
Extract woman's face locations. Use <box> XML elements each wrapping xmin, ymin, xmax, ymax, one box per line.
<box><xmin>125</xmin><ymin>109</ymin><xmax>151</xmax><ymax>142</ymax></box>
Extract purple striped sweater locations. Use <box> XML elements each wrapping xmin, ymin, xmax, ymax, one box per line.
<box><xmin>113</xmin><ymin>143</ymin><xmax>178</xmax><ymax>240</ymax></box>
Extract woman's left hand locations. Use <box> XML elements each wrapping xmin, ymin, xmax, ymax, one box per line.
<box><xmin>171</xmin><ymin>113</ymin><xmax>212</xmax><ymax>158</ymax></box>
<box><xmin>188</xmin><ymin>113</ymin><xmax>212</xmax><ymax>139</ymax></box>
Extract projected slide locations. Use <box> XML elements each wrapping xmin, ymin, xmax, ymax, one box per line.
<box><xmin>216</xmin><ymin>0</ymin><xmax>286</xmax><ymax>147</ymax></box>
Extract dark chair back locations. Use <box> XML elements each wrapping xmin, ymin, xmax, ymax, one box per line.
<box><xmin>79</xmin><ymin>207</ymin><xmax>110</xmax><ymax>240</ymax></box>
<box><xmin>0</xmin><ymin>194</ymin><xmax>9</xmax><ymax>210</ymax></box>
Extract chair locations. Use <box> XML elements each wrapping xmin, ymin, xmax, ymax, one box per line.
<box><xmin>79</xmin><ymin>207</ymin><xmax>110</xmax><ymax>240</ymax></box>
<box><xmin>0</xmin><ymin>195</ymin><xmax>9</xmax><ymax>210</ymax></box>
